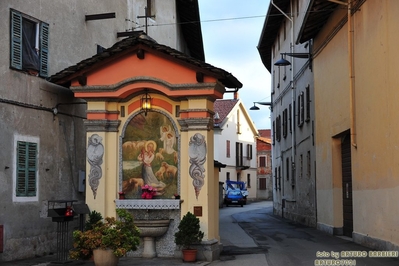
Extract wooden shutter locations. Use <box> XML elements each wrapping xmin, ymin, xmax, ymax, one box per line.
<box><xmin>10</xmin><ymin>10</ymin><xmax>23</xmax><ymax>70</ymax></box>
<box><xmin>259</xmin><ymin>156</ymin><xmax>266</xmax><ymax>167</ymax></box>
<box><xmin>39</xmin><ymin>22</ymin><xmax>49</xmax><ymax>77</ymax></box>
<box><xmin>259</xmin><ymin>178</ymin><xmax>266</xmax><ymax>190</ymax></box>
<box><xmin>0</xmin><ymin>225</ymin><xmax>3</xmax><ymax>253</ymax></box>
<box><xmin>16</xmin><ymin>141</ymin><xmax>37</xmax><ymax>196</ymax></box>
<box><xmin>247</xmin><ymin>144</ymin><xmax>252</xmax><ymax>160</ymax></box>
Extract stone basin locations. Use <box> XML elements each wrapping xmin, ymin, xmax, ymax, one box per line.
<box><xmin>134</xmin><ymin>219</ymin><xmax>171</xmax><ymax>237</ymax></box>
<box><xmin>134</xmin><ymin>219</ymin><xmax>171</xmax><ymax>258</ymax></box>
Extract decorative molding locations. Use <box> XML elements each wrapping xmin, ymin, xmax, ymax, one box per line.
<box><xmin>87</xmin><ymin>134</ymin><xmax>104</xmax><ymax>199</ymax></box>
<box><xmin>115</xmin><ymin>199</ymin><xmax>181</xmax><ymax>209</ymax></box>
<box><xmin>84</xmin><ymin>119</ymin><xmax>121</xmax><ymax>132</ymax></box>
<box><xmin>188</xmin><ymin>133</ymin><xmax>207</xmax><ymax>199</ymax></box>
<box><xmin>72</xmin><ymin>76</ymin><xmax>216</xmax><ymax>92</ymax></box>
<box><xmin>177</xmin><ymin>118</ymin><xmax>213</xmax><ymax>131</ymax></box>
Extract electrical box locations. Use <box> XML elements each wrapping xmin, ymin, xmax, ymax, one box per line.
<box><xmin>78</xmin><ymin>170</ymin><xmax>85</xmax><ymax>192</ymax></box>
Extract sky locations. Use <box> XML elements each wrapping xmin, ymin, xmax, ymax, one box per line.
<box><xmin>198</xmin><ymin>0</ymin><xmax>272</xmax><ymax>130</ymax></box>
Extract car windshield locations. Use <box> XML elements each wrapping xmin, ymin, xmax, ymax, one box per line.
<box><xmin>229</xmin><ymin>190</ymin><xmax>242</xmax><ymax>196</ymax></box>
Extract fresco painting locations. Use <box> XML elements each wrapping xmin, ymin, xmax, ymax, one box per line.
<box><xmin>122</xmin><ymin>112</ymin><xmax>178</xmax><ymax>199</ymax></box>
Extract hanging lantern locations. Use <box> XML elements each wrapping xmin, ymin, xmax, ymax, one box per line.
<box><xmin>141</xmin><ymin>90</ymin><xmax>152</xmax><ymax>116</ymax></box>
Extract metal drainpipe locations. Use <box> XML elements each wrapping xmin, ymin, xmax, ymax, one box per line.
<box><xmin>328</xmin><ymin>0</ymin><xmax>356</xmax><ymax>149</ymax></box>
<box><xmin>348</xmin><ymin>0</ymin><xmax>357</xmax><ymax>148</ymax></box>
<box><xmin>289</xmin><ymin>0</ymin><xmax>296</xmax><ymax>202</ymax></box>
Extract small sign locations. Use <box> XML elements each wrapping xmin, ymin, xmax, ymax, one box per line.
<box><xmin>193</xmin><ymin>206</ymin><xmax>202</xmax><ymax>217</ymax></box>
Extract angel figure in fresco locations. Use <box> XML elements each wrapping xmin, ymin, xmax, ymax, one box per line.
<box><xmin>137</xmin><ymin>140</ymin><xmax>166</xmax><ymax>195</ymax></box>
<box><xmin>160</xmin><ymin>125</ymin><xmax>176</xmax><ymax>154</ymax></box>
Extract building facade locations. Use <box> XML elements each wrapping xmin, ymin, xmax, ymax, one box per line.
<box><xmin>259</xmin><ymin>0</ymin><xmax>399</xmax><ymax>252</ymax></box>
<box><xmin>214</xmin><ymin>97</ymin><xmax>258</xmax><ymax>201</ymax></box>
<box><xmin>304</xmin><ymin>0</ymin><xmax>399</xmax><ymax>251</ymax></box>
<box><xmin>0</xmin><ymin>0</ymin><xmax>205</xmax><ymax>261</ymax></box>
<box><xmin>258</xmin><ymin>0</ymin><xmax>316</xmax><ymax>226</ymax></box>
<box><xmin>256</xmin><ymin>129</ymin><xmax>272</xmax><ymax>200</ymax></box>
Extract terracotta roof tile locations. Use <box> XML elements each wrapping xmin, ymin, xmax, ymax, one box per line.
<box><xmin>213</xmin><ymin>99</ymin><xmax>239</xmax><ymax>125</ymax></box>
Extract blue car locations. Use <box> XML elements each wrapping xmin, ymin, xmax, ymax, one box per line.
<box><xmin>224</xmin><ymin>190</ymin><xmax>245</xmax><ymax>207</ymax></box>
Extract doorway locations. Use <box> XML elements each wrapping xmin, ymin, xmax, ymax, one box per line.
<box><xmin>341</xmin><ymin>133</ymin><xmax>353</xmax><ymax>237</ymax></box>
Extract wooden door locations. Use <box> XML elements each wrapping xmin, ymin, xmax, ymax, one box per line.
<box><xmin>341</xmin><ymin>134</ymin><xmax>353</xmax><ymax>237</ymax></box>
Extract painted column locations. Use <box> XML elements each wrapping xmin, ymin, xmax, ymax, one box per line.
<box><xmin>84</xmin><ymin>101</ymin><xmax>120</xmax><ymax>218</ymax></box>
<box><xmin>178</xmin><ymin>98</ymin><xmax>218</xmax><ymax>242</ymax></box>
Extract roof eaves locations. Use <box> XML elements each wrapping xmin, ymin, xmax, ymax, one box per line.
<box><xmin>257</xmin><ymin>0</ymin><xmax>290</xmax><ymax>73</ymax></box>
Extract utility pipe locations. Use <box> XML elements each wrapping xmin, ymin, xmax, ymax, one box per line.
<box><xmin>348</xmin><ymin>0</ymin><xmax>357</xmax><ymax>148</ymax></box>
<box><xmin>327</xmin><ymin>0</ymin><xmax>356</xmax><ymax>147</ymax></box>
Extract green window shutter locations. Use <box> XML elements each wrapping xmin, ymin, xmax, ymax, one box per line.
<box><xmin>10</xmin><ymin>10</ymin><xmax>22</xmax><ymax>70</ymax></box>
<box><xmin>39</xmin><ymin>22</ymin><xmax>49</xmax><ymax>77</ymax></box>
<box><xmin>16</xmin><ymin>141</ymin><xmax>37</xmax><ymax>197</ymax></box>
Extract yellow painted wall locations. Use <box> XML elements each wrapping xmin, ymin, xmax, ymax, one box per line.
<box><xmin>314</xmin><ymin>0</ymin><xmax>399</xmax><ymax>247</ymax></box>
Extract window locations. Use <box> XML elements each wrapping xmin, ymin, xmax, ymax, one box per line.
<box><xmin>236</xmin><ymin>142</ymin><xmax>243</xmax><ymax>166</ymax></box>
<box><xmin>307</xmin><ymin>151</ymin><xmax>311</xmax><ymax>177</ymax></box>
<box><xmin>278</xmin><ymin>166</ymin><xmax>281</xmax><ymax>190</ymax></box>
<box><xmin>305</xmin><ymin>85</ymin><xmax>311</xmax><ymax>122</ymax></box>
<box><xmin>259</xmin><ymin>156</ymin><xmax>266</xmax><ymax>167</ymax></box>
<box><xmin>226</xmin><ymin>172</ymin><xmax>230</xmax><ymax>181</ymax></box>
<box><xmin>274</xmin><ymin>167</ymin><xmax>278</xmax><ymax>190</ymax></box>
<box><xmin>146</xmin><ymin>0</ymin><xmax>155</xmax><ymax>17</ymax></box>
<box><xmin>247</xmin><ymin>144</ymin><xmax>253</xmax><ymax>160</ymax></box>
<box><xmin>289</xmin><ymin>104</ymin><xmax>292</xmax><ymax>133</ymax></box>
<box><xmin>16</xmin><ymin>141</ymin><xmax>37</xmax><ymax>197</ymax></box>
<box><xmin>272</xmin><ymin>120</ymin><xmax>276</xmax><ymax>144</ymax></box>
<box><xmin>283</xmin><ymin>108</ymin><xmax>288</xmax><ymax>138</ymax></box>
<box><xmin>300</xmin><ymin>154</ymin><xmax>303</xmax><ymax>179</ymax></box>
<box><xmin>259</xmin><ymin>178</ymin><xmax>266</xmax><ymax>190</ymax></box>
<box><xmin>286</xmin><ymin>157</ymin><xmax>290</xmax><ymax>180</ymax></box>
<box><xmin>236</xmin><ymin>110</ymin><xmax>241</xmax><ymax>134</ymax></box>
<box><xmin>276</xmin><ymin>115</ymin><xmax>281</xmax><ymax>142</ymax></box>
<box><xmin>10</xmin><ymin>9</ymin><xmax>49</xmax><ymax>77</ymax></box>
<box><xmin>298</xmin><ymin>92</ymin><xmax>304</xmax><ymax>126</ymax></box>
<box><xmin>247</xmin><ymin>174</ymin><xmax>251</xmax><ymax>188</ymax></box>
<box><xmin>226</xmin><ymin>140</ymin><xmax>230</xmax><ymax>158</ymax></box>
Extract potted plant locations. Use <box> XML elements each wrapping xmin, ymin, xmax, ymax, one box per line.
<box><xmin>174</xmin><ymin>211</ymin><xmax>204</xmax><ymax>262</ymax></box>
<box><xmin>85</xmin><ymin>210</ymin><xmax>103</xmax><ymax>231</ymax></box>
<box><xmin>70</xmin><ymin>209</ymin><xmax>140</xmax><ymax>266</ymax></box>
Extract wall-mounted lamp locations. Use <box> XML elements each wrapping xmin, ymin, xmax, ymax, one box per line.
<box><xmin>250</xmin><ymin>102</ymin><xmax>272</xmax><ymax>111</ymax></box>
<box><xmin>52</xmin><ymin>101</ymin><xmax>87</xmax><ymax>116</ymax></box>
<box><xmin>274</xmin><ymin>52</ymin><xmax>311</xmax><ymax>66</ymax></box>
<box><xmin>141</xmin><ymin>90</ymin><xmax>152</xmax><ymax>116</ymax></box>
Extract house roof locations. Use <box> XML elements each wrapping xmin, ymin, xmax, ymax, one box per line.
<box><xmin>258</xmin><ymin>129</ymin><xmax>271</xmax><ymax>144</ymax></box>
<box><xmin>176</xmin><ymin>0</ymin><xmax>205</xmax><ymax>61</ymax></box>
<box><xmin>258</xmin><ymin>136</ymin><xmax>271</xmax><ymax>144</ymax></box>
<box><xmin>258</xmin><ymin>129</ymin><xmax>271</xmax><ymax>138</ymax></box>
<box><xmin>213</xmin><ymin>99</ymin><xmax>239</xmax><ymax>126</ymax></box>
<box><xmin>257</xmin><ymin>0</ymin><xmax>290</xmax><ymax>72</ymax></box>
<box><xmin>257</xmin><ymin>0</ymin><xmax>338</xmax><ymax>72</ymax></box>
<box><xmin>49</xmin><ymin>33</ymin><xmax>242</xmax><ymax>89</ymax></box>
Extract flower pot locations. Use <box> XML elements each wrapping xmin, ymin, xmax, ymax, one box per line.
<box><xmin>93</xmin><ymin>249</ymin><xmax>119</xmax><ymax>266</ymax></box>
<box><xmin>182</xmin><ymin>249</ymin><xmax>197</xmax><ymax>262</ymax></box>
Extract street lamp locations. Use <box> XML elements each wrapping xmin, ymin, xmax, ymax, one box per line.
<box><xmin>274</xmin><ymin>52</ymin><xmax>312</xmax><ymax>67</ymax></box>
<box><xmin>249</xmin><ymin>102</ymin><xmax>272</xmax><ymax>111</ymax></box>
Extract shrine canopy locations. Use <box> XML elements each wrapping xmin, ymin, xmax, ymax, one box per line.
<box><xmin>49</xmin><ymin>32</ymin><xmax>242</xmax><ymax>102</ymax></box>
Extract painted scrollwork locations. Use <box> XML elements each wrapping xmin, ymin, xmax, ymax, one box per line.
<box><xmin>188</xmin><ymin>133</ymin><xmax>206</xmax><ymax>199</ymax></box>
<box><xmin>87</xmin><ymin>134</ymin><xmax>104</xmax><ymax>199</ymax></box>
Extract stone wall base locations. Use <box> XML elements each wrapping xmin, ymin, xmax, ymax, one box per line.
<box><xmin>174</xmin><ymin>239</ymin><xmax>220</xmax><ymax>262</ymax></box>
<box><xmin>317</xmin><ymin>222</ymin><xmax>343</xmax><ymax>236</ymax></box>
<box><xmin>353</xmin><ymin>232</ymin><xmax>399</xmax><ymax>252</ymax></box>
